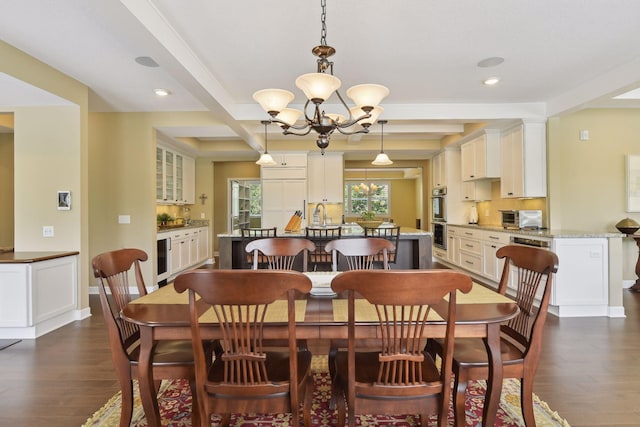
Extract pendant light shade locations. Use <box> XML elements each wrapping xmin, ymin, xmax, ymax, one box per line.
<box><xmin>347</xmin><ymin>84</ymin><xmax>390</xmax><ymax>109</ymax></box>
<box><xmin>256</xmin><ymin>121</ymin><xmax>277</xmax><ymax>166</ymax></box>
<box><xmin>372</xmin><ymin>120</ymin><xmax>393</xmax><ymax>165</ymax></box>
<box><xmin>253</xmin><ymin>89</ymin><xmax>294</xmax><ymax>115</ymax></box>
<box><xmin>275</xmin><ymin>108</ymin><xmax>303</xmax><ymax>127</ymax></box>
<box><xmin>295</xmin><ymin>73</ymin><xmax>341</xmax><ymax>103</ymax></box>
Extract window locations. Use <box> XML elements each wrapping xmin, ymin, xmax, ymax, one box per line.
<box><xmin>344</xmin><ymin>181</ymin><xmax>390</xmax><ymax>216</ymax></box>
<box><xmin>249</xmin><ymin>181</ymin><xmax>262</xmax><ymax>216</ymax></box>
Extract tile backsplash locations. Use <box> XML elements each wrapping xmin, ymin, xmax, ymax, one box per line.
<box><xmin>473</xmin><ymin>181</ymin><xmax>547</xmax><ymax>226</ymax></box>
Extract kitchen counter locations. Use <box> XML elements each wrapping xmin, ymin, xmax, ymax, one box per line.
<box><xmin>157</xmin><ymin>220</ymin><xmax>209</xmax><ymax>233</ymax></box>
<box><xmin>218</xmin><ymin>226</ymin><xmax>432</xmax><ymax>270</ymax></box>
<box><xmin>446</xmin><ymin>223</ymin><xmax>622</xmax><ymax>239</ymax></box>
<box><xmin>0</xmin><ymin>251</ymin><xmax>79</xmax><ymax>263</ymax></box>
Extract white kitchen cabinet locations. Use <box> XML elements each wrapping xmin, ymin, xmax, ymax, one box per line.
<box><xmin>307</xmin><ymin>152</ymin><xmax>343</xmax><ymax>203</ymax></box>
<box><xmin>156</xmin><ymin>145</ymin><xmax>195</xmax><ymax>204</ymax></box>
<box><xmin>458</xmin><ymin>227</ymin><xmax>483</xmax><ymax>274</ymax></box>
<box><xmin>447</xmin><ymin>226</ymin><xmax>461</xmax><ymax>265</ymax></box>
<box><xmin>460</xmin><ymin>130</ymin><xmax>500</xmax><ymax>181</ymax></box>
<box><xmin>500</xmin><ymin>122</ymin><xmax>547</xmax><ymax>198</ymax></box>
<box><xmin>550</xmin><ymin>238</ymin><xmax>608</xmax><ymax>317</ymax></box>
<box><xmin>265</xmin><ymin>152</ymin><xmax>308</xmax><ymax>168</ymax></box>
<box><xmin>197</xmin><ymin>227</ymin><xmax>209</xmax><ymax>262</ymax></box>
<box><xmin>482</xmin><ymin>230</ymin><xmax>510</xmax><ymax>282</ymax></box>
<box><xmin>432</xmin><ymin>152</ymin><xmax>445</xmax><ymax>188</ymax></box>
<box><xmin>261</xmin><ymin>179</ymin><xmax>307</xmax><ymax>230</ymax></box>
<box><xmin>461</xmin><ymin>181</ymin><xmax>492</xmax><ymax>201</ymax></box>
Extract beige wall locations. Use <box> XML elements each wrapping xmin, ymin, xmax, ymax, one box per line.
<box><xmin>0</xmin><ymin>131</ymin><xmax>14</xmax><ymax>248</ymax></box>
<box><xmin>1</xmin><ymin>39</ymin><xmax>89</xmax><ymax>309</ymax></box>
<box><xmin>88</xmin><ymin>112</ymin><xmax>221</xmax><ymax>284</ymax></box>
<box><xmin>547</xmin><ymin>109</ymin><xmax>639</xmax><ymax>305</ymax></box>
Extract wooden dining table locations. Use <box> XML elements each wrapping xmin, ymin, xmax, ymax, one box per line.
<box><xmin>121</xmin><ymin>271</ymin><xmax>519</xmax><ymax>427</ymax></box>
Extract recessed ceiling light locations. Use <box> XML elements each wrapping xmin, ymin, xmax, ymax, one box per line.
<box><xmin>477</xmin><ymin>57</ymin><xmax>504</xmax><ymax>68</ymax></box>
<box><xmin>483</xmin><ymin>77</ymin><xmax>500</xmax><ymax>86</ymax></box>
<box><xmin>135</xmin><ymin>56</ymin><xmax>159</xmax><ymax>67</ymax></box>
<box><xmin>154</xmin><ymin>89</ymin><xmax>171</xmax><ymax>96</ymax></box>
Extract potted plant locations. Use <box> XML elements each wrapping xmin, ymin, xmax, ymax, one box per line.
<box><xmin>157</xmin><ymin>212</ymin><xmax>173</xmax><ymax>226</ymax></box>
<box><xmin>356</xmin><ymin>211</ymin><xmax>383</xmax><ymax>229</ymax></box>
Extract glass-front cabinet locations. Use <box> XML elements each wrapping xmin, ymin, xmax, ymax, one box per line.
<box><xmin>156</xmin><ymin>145</ymin><xmax>194</xmax><ymax>204</ymax></box>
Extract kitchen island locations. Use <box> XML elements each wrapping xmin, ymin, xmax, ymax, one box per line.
<box><xmin>434</xmin><ymin>223</ymin><xmax>624</xmax><ymax>318</ymax></box>
<box><xmin>218</xmin><ymin>226</ymin><xmax>432</xmax><ymax>270</ymax></box>
<box><xmin>0</xmin><ymin>251</ymin><xmax>79</xmax><ymax>339</ymax></box>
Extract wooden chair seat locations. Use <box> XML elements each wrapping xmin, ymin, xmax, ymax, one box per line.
<box><xmin>92</xmin><ymin>248</ymin><xmax>202</xmax><ymax>427</ymax></box>
<box><xmin>174</xmin><ymin>269</ymin><xmax>313</xmax><ymax>427</ymax></box>
<box><xmin>425</xmin><ymin>244</ymin><xmax>559</xmax><ymax>427</ymax></box>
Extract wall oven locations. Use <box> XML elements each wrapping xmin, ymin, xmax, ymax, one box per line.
<box><xmin>432</xmin><ymin>187</ymin><xmax>446</xmax><ymax>222</ymax></box>
<box><xmin>157</xmin><ymin>235</ymin><xmax>170</xmax><ymax>286</ymax></box>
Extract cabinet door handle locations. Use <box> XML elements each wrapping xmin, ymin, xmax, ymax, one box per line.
<box><xmin>489</xmin><ymin>236</ymin><xmax>499</xmax><ymax>240</ymax></box>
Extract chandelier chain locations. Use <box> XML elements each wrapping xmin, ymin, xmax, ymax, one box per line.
<box><xmin>320</xmin><ymin>0</ymin><xmax>327</xmax><ymax>46</ymax></box>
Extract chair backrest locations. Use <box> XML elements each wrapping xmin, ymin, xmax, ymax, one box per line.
<box><xmin>91</xmin><ymin>248</ymin><xmax>149</xmax><ymax>361</ymax></box>
<box><xmin>364</xmin><ymin>226</ymin><xmax>400</xmax><ymax>264</ymax></box>
<box><xmin>331</xmin><ymin>269</ymin><xmax>472</xmax><ymax>397</ymax></box>
<box><xmin>244</xmin><ymin>237</ymin><xmax>315</xmax><ymax>271</ymax></box>
<box><xmin>241</xmin><ymin>227</ymin><xmax>277</xmax><ymax>267</ymax></box>
<box><xmin>173</xmin><ymin>270</ymin><xmax>312</xmax><ymax>401</ymax></box>
<box><xmin>495</xmin><ymin>245</ymin><xmax>559</xmax><ymax>359</ymax></box>
<box><xmin>305</xmin><ymin>226</ymin><xmax>342</xmax><ymax>269</ymax></box>
<box><xmin>324</xmin><ymin>237</ymin><xmax>394</xmax><ymax>271</ymax></box>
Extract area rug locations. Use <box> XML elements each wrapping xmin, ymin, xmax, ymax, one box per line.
<box><xmin>83</xmin><ymin>357</ymin><xmax>570</xmax><ymax>427</ymax></box>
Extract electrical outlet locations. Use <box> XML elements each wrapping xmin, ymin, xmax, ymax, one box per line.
<box><xmin>200</xmin><ymin>212</ymin><xmax>205</xmax><ymax>219</ymax></box>
<box><xmin>118</xmin><ymin>215</ymin><xmax>131</xmax><ymax>224</ymax></box>
<box><xmin>43</xmin><ymin>226</ymin><xmax>54</xmax><ymax>237</ymax></box>
<box><xmin>484</xmin><ymin>209</ymin><xmax>490</xmax><ymax>217</ymax></box>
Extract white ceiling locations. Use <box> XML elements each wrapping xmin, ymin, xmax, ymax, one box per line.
<box><xmin>1</xmin><ymin>0</ymin><xmax>640</xmax><ymax>160</ymax></box>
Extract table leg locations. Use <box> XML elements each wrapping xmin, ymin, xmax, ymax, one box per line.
<box><xmin>482</xmin><ymin>324</ymin><xmax>504</xmax><ymax>427</ymax></box>
<box><xmin>138</xmin><ymin>327</ymin><xmax>161</xmax><ymax>427</ymax></box>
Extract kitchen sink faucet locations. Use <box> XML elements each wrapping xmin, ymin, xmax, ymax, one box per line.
<box><xmin>313</xmin><ymin>202</ymin><xmax>327</xmax><ymax>226</ymax></box>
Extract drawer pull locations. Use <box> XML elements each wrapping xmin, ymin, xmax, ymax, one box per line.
<box><xmin>489</xmin><ymin>236</ymin><xmax>499</xmax><ymax>240</ymax></box>
<box><xmin>465</xmin><ymin>260</ymin><xmax>473</xmax><ymax>265</ymax></box>
<box><xmin>465</xmin><ymin>244</ymin><xmax>473</xmax><ymax>248</ymax></box>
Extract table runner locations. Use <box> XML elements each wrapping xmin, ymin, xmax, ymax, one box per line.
<box><xmin>332</xmin><ymin>283</ymin><xmax>512</xmax><ymax>322</ymax></box>
<box><xmin>129</xmin><ymin>284</ymin><xmax>307</xmax><ymax>322</ymax></box>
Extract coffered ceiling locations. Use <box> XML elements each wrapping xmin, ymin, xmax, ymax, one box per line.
<box><xmin>1</xmin><ymin>0</ymin><xmax>640</xmax><ymax>160</ymax></box>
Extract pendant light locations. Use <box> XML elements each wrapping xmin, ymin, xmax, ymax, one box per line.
<box><xmin>256</xmin><ymin>120</ymin><xmax>277</xmax><ymax>166</ymax></box>
<box><xmin>372</xmin><ymin>120</ymin><xmax>393</xmax><ymax>165</ymax></box>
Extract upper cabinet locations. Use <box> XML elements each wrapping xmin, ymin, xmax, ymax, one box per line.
<box><xmin>307</xmin><ymin>152</ymin><xmax>344</xmax><ymax>203</ymax></box>
<box><xmin>156</xmin><ymin>145</ymin><xmax>195</xmax><ymax>205</ymax></box>
<box><xmin>261</xmin><ymin>152</ymin><xmax>307</xmax><ymax>180</ymax></box>
<box><xmin>432</xmin><ymin>152</ymin><xmax>446</xmax><ymax>188</ymax></box>
<box><xmin>500</xmin><ymin>121</ymin><xmax>547</xmax><ymax>198</ymax></box>
<box><xmin>461</xmin><ymin>180</ymin><xmax>491</xmax><ymax>202</ymax></box>
<box><xmin>460</xmin><ymin>130</ymin><xmax>500</xmax><ymax>181</ymax></box>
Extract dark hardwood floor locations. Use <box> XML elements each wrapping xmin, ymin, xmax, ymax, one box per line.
<box><xmin>1</xmin><ymin>266</ymin><xmax>639</xmax><ymax>426</ymax></box>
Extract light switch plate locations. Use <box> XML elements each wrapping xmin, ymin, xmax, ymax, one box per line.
<box><xmin>118</xmin><ymin>215</ymin><xmax>131</xmax><ymax>224</ymax></box>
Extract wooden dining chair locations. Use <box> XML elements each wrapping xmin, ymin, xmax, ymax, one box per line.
<box><xmin>425</xmin><ymin>244</ymin><xmax>559</xmax><ymax>427</ymax></box>
<box><xmin>331</xmin><ymin>270</ymin><xmax>473</xmax><ymax>427</ymax></box>
<box><xmin>174</xmin><ymin>269</ymin><xmax>314</xmax><ymax>427</ymax></box>
<box><xmin>240</xmin><ymin>227</ymin><xmax>277</xmax><ymax>268</ymax></box>
<box><xmin>305</xmin><ymin>226</ymin><xmax>342</xmax><ymax>271</ymax></box>
<box><xmin>92</xmin><ymin>248</ymin><xmax>200</xmax><ymax>427</ymax></box>
<box><xmin>245</xmin><ymin>237</ymin><xmax>315</xmax><ymax>271</ymax></box>
<box><xmin>364</xmin><ymin>225</ymin><xmax>400</xmax><ymax>267</ymax></box>
<box><xmin>324</xmin><ymin>237</ymin><xmax>395</xmax><ymax>271</ymax></box>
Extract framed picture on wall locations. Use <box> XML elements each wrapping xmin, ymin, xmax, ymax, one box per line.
<box><xmin>57</xmin><ymin>190</ymin><xmax>71</xmax><ymax>210</ymax></box>
<box><xmin>626</xmin><ymin>155</ymin><xmax>640</xmax><ymax>212</ymax></box>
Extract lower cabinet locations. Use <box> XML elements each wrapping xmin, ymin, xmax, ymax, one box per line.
<box><xmin>482</xmin><ymin>230</ymin><xmax>509</xmax><ymax>282</ymax></box>
<box><xmin>164</xmin><ymin>226</ymin><xmax>209</xmax><ymax>278</ymax></box>
<box><xmin>458</xmin><ymin>228</ymin><xmax>483</xmax><ymax>274</ymax></box>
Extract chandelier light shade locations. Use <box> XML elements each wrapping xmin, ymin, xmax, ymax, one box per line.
<box><xmin>256</xmin><ymin>120</ymin><xmax>277</xmax><ymax>166</ymax></box>
<box><xmin>252</xmin><ymin>0</ymin><xmax>389</xmax><ymax>153</ymax></box>
<box><xmin>372</xmin><ymin>120</ymin><xmax>393</xmax><ymax>165</ymax></box>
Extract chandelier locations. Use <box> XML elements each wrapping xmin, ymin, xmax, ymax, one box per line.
<box><xmin>252</xmin><ymin>0</ymin><xmax>389</xmax><ymax>154</ymax></box>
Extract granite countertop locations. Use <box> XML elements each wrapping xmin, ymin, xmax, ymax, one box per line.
<box><xmin>447</xmin><ymin>223</ymin><xmax>622</xmax><ymax>238</ymax></box>
<box><xmin>157</xmin><ymin>220</ymin><xmax>209</xmax><ymax>233</ymax></box>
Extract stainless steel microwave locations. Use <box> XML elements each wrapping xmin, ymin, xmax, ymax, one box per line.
<box><xmin>500</xmin><ymin>210</ymin><xmax>542</xmax><ymax>229</ymax></box>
